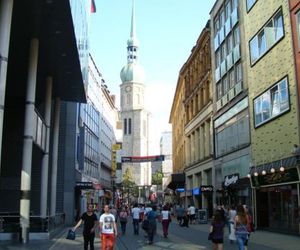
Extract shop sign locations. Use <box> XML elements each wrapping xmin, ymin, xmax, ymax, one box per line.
<box><xmin>224</xmin><ymin>173</ymin><xmax>239</xmax><ymax>187</ymax></box>
<box><xmin>200</xmin><ymin>185</ymin><xmax>214</xmax><ymax>192</ymax></box>
<box><xmin>76</xmin><ymin>182</ymin><xmax>93</xmax><ymax>189</ymax></box>
<box><xmin>176</xmin><ymin>188</ymin><xmax>185</xmax><ymax>193</ymax></box>
<box><xmin>121</xmin><ymin>155</ymin><xmax>165</xmax><ymax>163</ymax></box>
<box><xmin>252</xmin><ymin>168</ymin><xmax>299</xmax><ymax>187</ymax></box>
<box><xmin>193</xmin><ymin>188</ymin><xmax>201</xmax><ymax>195</ymax></box>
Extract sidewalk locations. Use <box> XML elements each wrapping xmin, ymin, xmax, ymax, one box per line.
<box><xmin>0</xmin><ymin>221</ymin><xmax>299</xmax><ymax>249</ymax></box>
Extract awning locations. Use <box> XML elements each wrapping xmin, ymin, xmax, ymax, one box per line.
<box><xmin>250</xmin><ymin>156</ymin><xmax>297</xmax><ymax>175</ymax></box>
<box><xmin>166</xmin><ymin>173</ymin><xmax>185</xmax><ymax>190</ymax></box>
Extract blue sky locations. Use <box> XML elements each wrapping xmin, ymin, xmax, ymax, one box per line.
<box><xmin>89</xmin><ymin>0</ymin><xmax>215</xmax><ymax>152</ymax></box>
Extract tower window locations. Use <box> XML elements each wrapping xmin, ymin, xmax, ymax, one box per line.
<box><xmin>124</xmin><ymin>118</ymin><xmax>127</xmax><ymax>135</ymax></box>
<box><xmin>128</xmin><ymin>118</ymin><xmax>132</xmax><ymax>135</ymax></box>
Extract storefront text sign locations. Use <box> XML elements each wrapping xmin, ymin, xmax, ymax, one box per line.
<box><xmin>200</xmin><ymin>185</ymin><xmax>214</xmax><ymax>192</ymax></box>
<box><xmin>224</xmin><ymin>174</ymin><xmax>239</xmax><ymax>187</ymax></box>
<box><xmin>121</xmin><ymin>155</ymin><xmax>165</xmax><ymax>163</ymax></box>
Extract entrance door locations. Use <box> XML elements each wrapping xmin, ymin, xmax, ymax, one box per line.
<box><xmin>257</xmin><ymin>190</ymin><xmax>269</xmax><ymax>228</ymax></box>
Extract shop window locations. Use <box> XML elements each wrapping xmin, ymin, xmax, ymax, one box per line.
<box><xmin>250</xmin><ymin>9</ymin><xmax>284</xmax><ymax>65</ymax></box>
<box><xmin>254</xmin><ymin>77</ymin><xmax>289</xmax><ymax>127</ymax></box>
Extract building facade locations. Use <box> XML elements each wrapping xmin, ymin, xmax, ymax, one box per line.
<box><xmin>160</xmin><ymin>131</ymin><xmax>173</xmax><ymax>191</ymax></box>
<box><xmin>0</xmin><ymin>0</ymin><xmax>86</xmax><ymax>242</ymax></box>
<box><xmin>168</xmin><ymin>73</ymin><xmax>186</xmax><ymax>199</ymax></box>
<box><xmin>120</xmin><ymin>1</ymin><xmax>151</xmax><ymax>186</ymax></box>
<box><xmin>210</xmin><ymin>0</ymin><xmax>251</xmax><ymax>208</ymax></box>
<box><xmin>244</xmin><ymin>0</ymin><xmax>300</xmax><ymax>234</ymax></box>
<box><xmin>181</xmin><ymin>22</ymin><xmax>214</xmax><ymax>216</ymax></box>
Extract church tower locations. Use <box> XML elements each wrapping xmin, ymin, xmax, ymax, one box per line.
<box><xmin>120</xmin><ymin>0</ymin><xmax>151</xmax><ymax>186</ymax></box>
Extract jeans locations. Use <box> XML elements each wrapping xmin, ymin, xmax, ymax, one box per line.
<box><xmin>83</xmin><ymin>233</ymin><xmax>95</xmax><ymax>250</ymax></box>
<box><xmin>133</xmin><ymin>219</ymin><xmax>139</xmax><ymax>235</ymax></box>
<box><xmin>120</xmin><ymin>221</ymin><xmax>127</xmax><ymax>234</ymax></box>
<box><xmin>236</xmin><ymin>234</ymin><xmax>248</xmax><ymax>250</ymax></box>
<box><xmin>101</xmin><ymin>233</ymin><xmax>115</xmax><ymax>250</ymax></box>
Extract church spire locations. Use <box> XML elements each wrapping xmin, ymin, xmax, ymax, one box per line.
<box><xmin>127</xmin><ymin>0</ymin><xmax>139</xmax><ymax>64</ymax></box>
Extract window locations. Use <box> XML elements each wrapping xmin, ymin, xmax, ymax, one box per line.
<box><xmin>235</xmin><ymin>62</ymin><xmax>242</xmax><ymax>83</ymax></box>
<box><xmin>246</xmin><ymin>0</ymin><xmax>257</xmax><ymax>12</ymax></box>
<box><xmin>215</xmin><ymin>50</ymin><xmax>221</xmax><ymax>67</ymax></box>
<box><xmin>215</xmin><ymin>109</ymin><xmax>250</xmax><ymax>157</ymax></box>
<box><xmin>225</xmin><ymin>1</ymin><xmax>231</xmax><ymax>20</ymax></box>
<box><xmin>254</xmin><ymin>77</ymin><xmax>289</xmax><ymax>127</ymax></box>
<box><xmin>223</xmin><ymin>76</ymin><xmax>228</xmax><ymax>94</ymax></box>
<box><xmin>229</xmin><ymin>69</ymin><xmax>235</xmax><ymax>88</ymax></box>
<box><xmin>128</xmin><ymin>118</ymin><xmax>132</xmax><ymax>134</ymax></box>
<box><xmin>233</xmin><ymin>26</ymin><xmax>240</xmax><ymax>46</ymax></box>
<box><xmin>250</xmin><ymin>9</ymin><xmax>284</xmax><ymax>65</ymax></box>
<box><xmin>124</xmin><ymin>118</ymin><xmax>127</xmax><ymax>135</ymax></box>
<box><xmin>217</xmin><ymin>82</ymin><xmax>223</xmax><ymax>100</ymax></box>
<box><xmin>227</xmin><ymin>34</ymin><xmax>233</xmax><ymax>54</ymax></box>
<box><xmin>297</xmin><ymin>11</ymin><xmax>300</xmax><ymax>49</ymax></box>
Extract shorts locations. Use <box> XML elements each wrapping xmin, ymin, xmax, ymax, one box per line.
<box><xmin>212</xmin><ymin>238</ymin><xmax>223</xmax><ymax>244</ymax></box>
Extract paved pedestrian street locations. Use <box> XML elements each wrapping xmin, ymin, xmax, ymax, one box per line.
<box><xmin>1</xmin><ymin>218</ymin><xmax>300</xmax><ymax>250</ymax></box>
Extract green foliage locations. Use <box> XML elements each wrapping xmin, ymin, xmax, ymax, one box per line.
<box><xmin>152</xmin><ymin>170</ymin><xmax>163</xmax><ymax>185</ymax></box>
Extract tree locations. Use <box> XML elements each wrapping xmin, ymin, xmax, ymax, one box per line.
<box><xmin>122</xmin><ymin>168</ymin><xmax>135</xmax><ymax>188</ymax></box>
<box><xmin>152</xmin><ymin>170</ymin><xmax>163</xmax><ymax>185</ymax></box>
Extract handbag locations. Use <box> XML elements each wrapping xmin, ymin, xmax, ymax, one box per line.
<box><xmin>208</xmin><ymin>232</ymin><xmax>213</xmax><ymax>241</ymax></box>
<box><xmin>66</xmin><ymin>229</ymin><xmax>76</xmax><ymax>240</ymax></box>
<box><xmin>142</xmin><ymin>219</ymin><xmax>150</xmax><ymax>230</ymax></box>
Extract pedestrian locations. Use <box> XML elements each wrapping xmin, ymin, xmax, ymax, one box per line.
<box><xmin>176</xmin><ymin>204</ymin><xmax>184</xmax><ymax>226</ymax></box>
<box><xmin>188</xmin><ymin>204</ymin><xmax>196</xmax><ymax>224</ymax></box>
<box><xmin>161</xmin><ymin>205</ymin><xmax>171</xmax><ymax>238</ymax></box>
<box><xmin>72</xmin><ymin>203</ymin><xmax>98</xmax><ymax>250</ymax></box>
<box><xmin>181</xmin><ymin>207</ymin><xmax>189</xmax><ymax>228</ymax></box>
<box><xmin>131</xmin><ymin>203</ymin><xmax>141</xmax><ymax>235</ymax></box>
<box><xmin>234</xmin><ymin>205</ymin><xmax>249</xmax><ymax>250</ymax></box>
<box><xmin>244</xmin><ymin>205</ymin><xmax>254</xmax><ymax>250</ymax></box>
<box><xmin>146</xmin><ymin>205</ymin><xmax>159</xmax><ymax>244</ymax></box>
<box><xmin>209</xmin><ymin>210</ymin><xmax>225</xmax><ymax>250</ymax></box>
<box><xmin>109</xmin><ymin>205</ymin><xmax>118</xmax><ymax>223</ymax></box>
<box><xmin>99</xmin><ymin>204</ymin><xmax>118</xmax><ymax>250</ymax></box>
<box><xmin>228</xmin><ymin>205</ymin><xmax>237</xmax><ymax>243</ymax></box>
<box><xmin>119</xmin><ymin>207</ymin><xmax>129</xmax><ymax>235</ymax></box>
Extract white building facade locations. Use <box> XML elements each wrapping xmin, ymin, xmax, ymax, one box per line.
<box><xmin>120</xmin><ymin>1</ymin><xmax>151</xmax><ymax>186</ymax></box>
<box><xmin>160</xmin><ymin>132</ymin><xmax>173</xmax><ymax>190</ymax></box>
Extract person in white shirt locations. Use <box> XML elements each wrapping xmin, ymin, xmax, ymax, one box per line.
<box><xmin>99</xmin><ymin>204</ymin><xmax>117</xmax><ymax>250</ymax></box>
<box><xmin>188</xmin><ymin>205</ymin><xmax>196</xmax><ymax>224</ymax></box>
<box><xmin>161</xmin><ymin>205</ymin><xmax>171</xmax><ymax>238</ymax></box>
<box><xmin>131</xmin><ymin>203</ymin><xmax>141</xmax><ymax>235</ymax></box>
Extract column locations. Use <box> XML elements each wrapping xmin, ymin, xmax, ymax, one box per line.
<box><xmin>202</xmin><ymin>171</ymin><xmax>207</xmax><ymax>209</ymax></box>
<box><xmin>40</xmin><ymin>77</ymin><xmax>52</xmax><ymax>218</ymax></box>
<box><xmin>20</xmin><ymin>38</ymin><xmax>39</xmax><ymax>244</ymax></box>
<box><xmin>200</xmin><ymin>125</ymin><xmax>204</xmax><ymax>160</ymax></box>
<box><xmin>50</xmin><ymin>98</ymin><xmax>61</xmax><ymax>216</ymax></box>
<box><xmin>0</xmin><ymin>0</ymin><xmax>14</xmax><ymax>174</ymax></box>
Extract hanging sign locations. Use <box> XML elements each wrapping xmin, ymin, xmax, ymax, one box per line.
<box><xmin>224</xmin><ymin>173</ymin><xmax>239</xmax><ymax>187</ymax></box>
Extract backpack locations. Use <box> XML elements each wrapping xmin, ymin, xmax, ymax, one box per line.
<box><xmin>119</xmin><ymin>212</ymin><xmax>128</xmax><ymax>223</ymax></box>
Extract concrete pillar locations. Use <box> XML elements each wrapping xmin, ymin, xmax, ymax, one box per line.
<box><xmin>50</xmin><ymin>98</ymin><xmax>61</xmax><ymax>216</ymax></box>
<box><xmin>200</xmin><ymin>125</ymin><xmax>204</xmax><ymax>160</ymax></box>
<box><xmin>0</xmin><ymin>0</ymin><xmax>14</xmax><ymax>174</ymax></box>
<box><xmin>40</xmin><ymin>77</ymin><xmax>52</xmax><ymax>218</ymax></box>
<box><xmin>20</xmin><ymin>38</ymin><xmax>39</xmax><ymax>244</ymax></box>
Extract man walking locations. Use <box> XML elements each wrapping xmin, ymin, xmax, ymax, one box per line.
<box><xmin>131</xmin><ymin>203</ymin><xmax>141</xmax><ymax>235</ymax></box>
<box><xmin>99</xmin><ymin>204</ymin><xmax>118</xmax><ymax>250</ymax></box>
<box><xmin>73</xmin><ymin>204</ymin><xmax>98</xmax><ymax>250</ymax></box>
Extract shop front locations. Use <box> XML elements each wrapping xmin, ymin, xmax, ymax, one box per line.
<box><xmin>250</xmin><ymin>156</ymin><xmax>300</xmax><ymax>234</ymax></box>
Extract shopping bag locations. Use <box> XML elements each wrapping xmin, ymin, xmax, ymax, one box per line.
<box><xmin>66</xmin><ymin>229</ymin><xmax>76</xmax><ymax>240</ymax></box>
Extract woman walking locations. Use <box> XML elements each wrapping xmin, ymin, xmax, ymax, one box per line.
<box><xmin>119</xmin><ymin>207</ymin><xmax>129</xmax><ymax>235</ymax></box>
<box><xmin>209</xmin><ymin>210</ymin><xmax>225</xmax><ymax>250</ymax></box>
<box><xmin>234</xmin><ymin>205</ymin><xmax>249</xmax><ymax>250</ymax></box>
<box><xmin>161</xmin><ymin>205</ymin><xmax>171</xmax><ymax>238</ymax></box>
